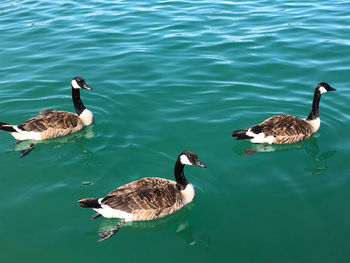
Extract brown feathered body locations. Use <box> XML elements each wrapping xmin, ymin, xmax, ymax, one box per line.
<box><xmin>256</xmin><ymin>114</ymin><xmax>314</xmax><ymax>144</ymax></box>
<box><xmin>19</xmin><ymin>110</ymin><xmax>86</xmax><ymax>140</ymax></box>
<box><xmin>79</xmin><ymin>177</ymin><xmax>194</xmax><ymax>222</ymax></box>
<box><xmin>232</xmin><ymin>114</ymin><xmax>318</xmax><ymax>144</ymax></box>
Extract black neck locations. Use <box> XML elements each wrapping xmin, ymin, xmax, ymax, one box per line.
<box><xmin>72</xmin><ymin>87</ymin><xmax>86</xmax><ymax>116</ymax></box>
<box><xmin>306</xmin><ymin>89</ymin><xmax>321</xmax><ymax>121</ymax></box>
<box><xmin>174</xmin><ymin>159</ymin><xmax>188</xmax><ymax>190</ymax></box>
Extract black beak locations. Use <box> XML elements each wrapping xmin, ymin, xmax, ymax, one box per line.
<box><xmin>83</xmin><ymin>83</ymin><xmax>93</xmax><ymax>90</ymax></box>
<box><xmin>328</xmin><ymin>86</ymin><xmax>336</xmax><ymax>92</ymax></box>
<box><xmin>196</xmin><ymin>159</ymin><xmax>207</xmax><ymax>168</ymax></box>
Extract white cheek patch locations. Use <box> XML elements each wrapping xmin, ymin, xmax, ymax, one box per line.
<box><xmin>180</xmin><ymin>155</ymin><xmax>193</xmax><ymax>165</ymax></box>
<box><xmin>319</xmin><ymin>86</ymin><xmax>327</xmax><ymax>94</ymax></box>
<box><xmin>71</xmin><ymin>79</ymin><xmax>81</xmax><ymax>89</ymax></box>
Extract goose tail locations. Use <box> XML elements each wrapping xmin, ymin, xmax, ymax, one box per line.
<box><xmin>0</xmin><ymin>122</ymin><xmax>17</xmax><ymax>133</ymax></box>
<box><xmin>78</xmin><ymin>198</ymin><xmax>101</xmax><ymax>208</ymax></box>
<box><xmin>232</xmin><ymin>129</ymin><xmax>253</xmax><ymax>140</ymax></box>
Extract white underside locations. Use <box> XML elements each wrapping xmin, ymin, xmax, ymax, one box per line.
<box><xmin>246</xmin><ymin>129</ymin><xmax>275</xmax><ymax>144</ymax></box>
<box><xmin>93</xmin><ymin>198</ymin><xmax>133</xmax><ymax>221</ymax></box>
<box><xmin>181</xmin><ymin>183</ymin><xmax>195</xmax><ymax>205</ymax></box>
<box><xmin>305</xmin><ymin>117</ymin><xmax>320</xmax><ymax>133</ymax></box>
<box><xmin>79</xmin><ymin>109</ymin><xmax>94</xmax><ymax>126</ymax></box>
<box><xmin>11</xmin><ymin>126</ymin><xmax>42</xmax><ymax>141</ymax></box>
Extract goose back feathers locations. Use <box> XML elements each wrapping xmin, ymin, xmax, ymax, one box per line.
<box><xmin>232</xmin><ymin>82</ymin><xmax>335</xmax><ymax>144</ymax></box>
<box><xmin>18</xmin><ymin>110</ymin><xmax>86</xmax><ymax>140</ymax></box>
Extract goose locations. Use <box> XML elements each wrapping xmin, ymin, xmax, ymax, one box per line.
<box><xmin>232</xmin><ymin>82</ymin><xmax>335</xmax><ymax>150</ymax></box>
<box><xmin>78</xmin><ymin>150</ymin><xmax>207</xmax><ymax>242</ymax></box>
<box><xmin>0</xmin><ymin>77</ymin><xmax>93</xmax><ymax>142</ymax></box>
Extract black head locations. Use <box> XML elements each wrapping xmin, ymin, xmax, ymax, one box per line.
<box><xmin>178</xmin><ymin>150</ymin><xmax>207</xmax><ymax>168</ymax></box>
<box><xmin>71</xmin><ymin>77</ymin><xmax>92</xmax><ymax>90</ymax></box>
<box><xmin>316</xmin><ymin>82</ymin><xmax>336</xmax><ymax>94</ymax></box>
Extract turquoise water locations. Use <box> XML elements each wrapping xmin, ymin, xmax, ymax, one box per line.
<box><xmin>1</xmin><ymin>0</ymin><xmax>350</xmax><ymax>262</ymax></box>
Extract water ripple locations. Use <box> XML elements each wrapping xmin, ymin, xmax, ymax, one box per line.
<box><xmin>1</xmin><ymin>0</ymin><xmax>350</xmax><ymax>262</ymax></box>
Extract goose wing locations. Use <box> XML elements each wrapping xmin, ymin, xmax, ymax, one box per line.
<box><xmin>19</xmin><ymin>110</ymin><xmax>81</xmax><ymax>132</ymax></box>
<box><xmin>258</xmin><ymin>115</ymin><xmax>312</xmax><ymax>136</ymax></box>
<box><xmin>101</xmin><ymin>178</ymin><xmax>179</xmax><ymax>214</ymax></box>
<box><xmin>253</xmin><ymin>114</ymin><xmax>313</xmax><ymax>144</ymax></box>
<box><xmin>18</xmin><ymin>110</ymin><xmax>84</xmax><ymax>139</ymax></box>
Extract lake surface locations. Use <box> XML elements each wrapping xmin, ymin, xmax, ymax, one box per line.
<box><xmin>1</xmin><ymin>1</ymin><xmax>350</xmax><ymax>262</ymax></box>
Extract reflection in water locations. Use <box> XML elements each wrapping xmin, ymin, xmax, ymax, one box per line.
<box><xmin>304</xmin><ymin>166</ymin><xmax>328</xmax><ymax>175</ymax></box>
<box><xmin>12</xmin><ymin>124</ymin><xmax>95</xmax><ymax>157</ymax></box>
<box><xmin>242</xmin><ymin>139</ymin><xmax>307</xmax><ymax>154</ymax></box>
<box><xmin>303</xmin><ymin>136</ymin><xmax>336</xmax><ymax>162</ymax></box>
<box><xmin>176</xmin><ymin>221</ymin><xmax>196</xmax><ymax>245</ymax></box>
<box><xmin>90</xmin><ymin>203</ymin><xmax>198</xmax><ymax>245</ymax></box>
<box><xmin>303</xmin><ymin>136</ymin><xmax>336</xmax><ymax>174</ymax></box>
<box><xmin>233</xmin><ymin>135</ymin><xmax>336</xmax><ymax>175</ymax></box>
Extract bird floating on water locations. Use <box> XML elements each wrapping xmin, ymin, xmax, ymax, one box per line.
<box><xmin>78</xmin><ymin>150</ymin><xmax>207</xmax><ymax>242</ymax></box>
<box><xmin>232</xmin><ymin>82</ymin><xmax>336</xmax><ymax>155</ymax></box>
<box><xmin>0</xmin><ymin>77</ymin><xmax>93</xmax><ymax>156</ymax></box>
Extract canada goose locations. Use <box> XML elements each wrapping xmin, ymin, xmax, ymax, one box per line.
<box><xmin>78</xmin><ymin>150</ymin><xmax>207</xmax><ymax>242</ymax></box>
<box><xmin>232</xmin><ymin>82</ymin><xmax>335</xmax><ymax>149</ymax></box>
<box><xmin>0</xmin><ymin>77</ymin><xmax>93</xmax><ymax>142</ymax></box>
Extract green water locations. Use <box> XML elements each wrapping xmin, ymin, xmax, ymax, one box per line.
<box><xmin>1</xmin><ymin>1</ymin><xmax>350</xmax><ymax>262</ymax></box>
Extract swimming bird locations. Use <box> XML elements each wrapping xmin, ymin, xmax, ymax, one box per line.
<box><xmin>0</xmin><ymin>77</ymin><xmax>93</xmax><ymax>142</ymax></box>
<box><xmin>232</xmin><ymin>82</ymin><xmax>335</xmax><ymax>150</ymax></box>
<box><xmin>78</xmin><ymin>150</ymin><xmax>207</xmax><ymax>242</ymax></box>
